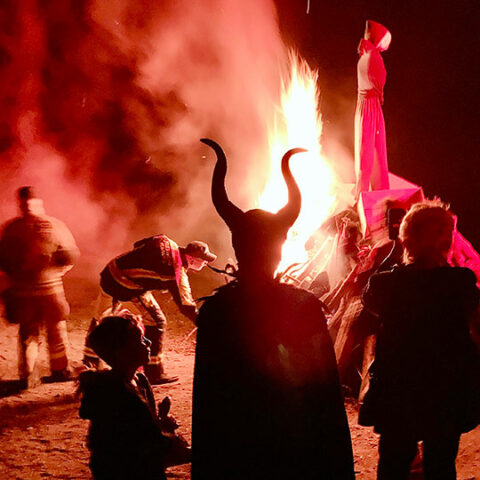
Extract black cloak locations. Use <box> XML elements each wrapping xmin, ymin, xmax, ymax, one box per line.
<box><xmin>192</xmin><ymin>280</ymin><xmax>355</xmax><ymax>480</ymax></box>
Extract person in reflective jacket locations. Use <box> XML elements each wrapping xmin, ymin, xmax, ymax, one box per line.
<box><xmin>0</xmin><ymin>186</ymin><xmax>79</xmax><ymax>388</ymax></box>
<box><xmin>82</xmin><ymin>235</ymin><xmax>216</xmax><ymax>384</ymax></box>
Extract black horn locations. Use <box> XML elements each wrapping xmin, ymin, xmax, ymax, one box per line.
<box><xmin>275</xmin><ymin>148</ymin><xmax>306</xmax><ymax>230</ymax></box>
<box><xmin>201</xmin><ymin>138</ymin><xmax>243</xmax><ymax>230</ymax></box>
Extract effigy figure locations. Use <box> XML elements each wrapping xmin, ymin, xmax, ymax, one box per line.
<box><xmin>355</xmin><ymin>20</ymin><xmax>392</xmax><ymax>196</ymax></box>
<box><xmin>191</xmin><ymin>139</ymin><xmax>355</xmax><ymax>480</ymax></box>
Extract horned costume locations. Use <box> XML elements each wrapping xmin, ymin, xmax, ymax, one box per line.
<box><xmin>192</xmin><ymin>139</ymin><xmax>355</xmax><ymax>480</ymax></box>
<box><xmin>355</xmin><ymin>20</ymin><xmax>392</xmax><ymax>196</ymax></box>
<box><xmin>0</xmin><ymin>187</ymin><xmax>78</xmax><ymax>386</ymax></box>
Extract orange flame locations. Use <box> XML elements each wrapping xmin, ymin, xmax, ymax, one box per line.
<box><xmin>258</xmin><ymin>51</ymin><xmax>338</xmax><ymax>272</ymax></box>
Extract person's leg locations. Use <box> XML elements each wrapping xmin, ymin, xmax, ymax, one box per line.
<box><xmin>18</xmin><ymin>301</ymin><xmax>41</xmax><ymax>388</ymax></box>
<box><xmin>371</xmin><ymin>106</ymin><xmax>390</xmax><ymax>191</ymax></box>
<box><xmin>377</xmin><ymin>432</ymin><xmax>418</xmax><ymax>480</ymax></box>
<box><xmin>355</xmin><ymin>98</ymin><xmax>377</xmax><ymax>197</ymax></box>
<box><xmin>423</xmin><ymin>434</ymin><xmax>460</xmax><ymax>480</ymax></box>
<box><xmin>44</xmin><ymin>292</ymin><xmax>70</xmax><ymax>380</ymax></box>
<box><xmin>134</xmin><ymin>292</ymin><xmax>177</xmax><ymax>384</ymax></box>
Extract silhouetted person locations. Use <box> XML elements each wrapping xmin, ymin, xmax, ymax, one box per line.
<box><xmin>376</xmin><ymin>206</ymin><xmax>406</xmax><ymax>272</ymax></box>
<box><xmin>78</xmin><ymin>312</ymin><xmax>171</xmax><ymax>480</ymax></box>
<box><xmin>192</xmin><ymin>139</ymin><xmax>355</xmax><ymax>480</ymax></box>
<box><xmin>0</xmin><ymin>186</ymin><xmax>79</xmax><ymax>388</ymax></box>
<box><xmin>360</xmin><ymin>201</ymin><xmax>480</xmax><ymax>480</ymax></box>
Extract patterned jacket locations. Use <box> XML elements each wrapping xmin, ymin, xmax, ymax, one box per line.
<box><xmin>100</xmin><ymin>235</ymin><xmax>196</xmax><ymax>311</ymax></box>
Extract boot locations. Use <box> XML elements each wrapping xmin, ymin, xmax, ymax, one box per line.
<box><xmin>41</xmin><ymin>368</ymin><xmax>73</xmax><ymax>384</ymax></box>
<box><xmin>144</xmin><ymin>364</ymin><xmax>178</xmax><ymax>385</ymax></box>
<box><xmin>18</xmin><ymin>363</ymin><xmax>41</xmax><ymax>390</ymax></box>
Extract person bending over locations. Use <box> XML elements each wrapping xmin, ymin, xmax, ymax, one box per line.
<box><xmin>82</xmin><ymin>234</ymin><xmax>216</xmax><ymax>384</ymax></box>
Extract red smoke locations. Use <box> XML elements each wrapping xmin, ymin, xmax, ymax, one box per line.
<box><xmin>0</xmin><ymin>0</ymin><xmax>291</xmax><ymax>275</ymax></box>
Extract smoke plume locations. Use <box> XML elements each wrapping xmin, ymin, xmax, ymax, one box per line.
<box><xmin>0</xmin><ymin>0</ymin><xmax>291</xmax><ymax>274</ymax></box>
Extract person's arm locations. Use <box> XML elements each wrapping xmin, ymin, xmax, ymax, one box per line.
<box><xmin>367</xmin><ymin>50</ymin><xmax>386</xmax><ymax>103</ymax></box>
<box><xmin>470</xmin><ymin>307</ymin><xmax>480</xmax><ymax>350</ymax></box>
<box><xmin>463</xmin><ymin>268</ymin><xmax>480</xmax><ymax>312</ymax></box>
<box><xmin>51</xmin><ymin>219</ymin><xmax>79</xmax><ymax>267</ymax></box>
<box><xmin>458</xmin><ymin>268</ymin><xmax>480</xmax><ymax>348</ymax></box>
<box><xmin>167</xmin><ymin>284</ymin><xmax>198</xmax><ymax>322</ymax></box>
<box><xmin>0</xmin><ymin>223</ymin><xmax>18</xmax><ymax>274</ymax></box>
<box><xmin>362</xmin><ymin>271</ymin><xmax>394</xmax><ymax>339</ymax></box>
<box><xmin>120</xmin><ymin>388</ymin><xmax>171</xmax><ymax>475</ymax></box>
<box><xmin>0</xmin><ymin>231</ymin><xmax>9</xmax><ymax>274</ymax></box>
<box><xmin>362</xmin><ymin>272</ymin><xmax>389</xmax><ymax>316</ymax></box>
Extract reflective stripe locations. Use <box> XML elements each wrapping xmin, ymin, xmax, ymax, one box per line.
<box><xmin>107</xmin><ymin>260</ymin><xmax>142</xmax><ymax>290</ymax></box>
<box><xmin>83</xmin><ymin>346</ymin><xmax>98</xmax><ymax>357</ymax></box>
<box><xmin>141</xmin><ymin>317</ymin><xmax>158</xmax><ymax>326</ymax></box>
<box><xmin>178</xmin><ymin>268</ymin><xmax>196</xmax><ymax>307</ymax></box>
<box><xmin>50</xmin><ymin>349</ymin><xmax>67</xmax><ymax>360</ymax></box>
<box><xmin>148</xmin><ymin>354</ymin><xmax>163</xmax><ymax>365</ymax></box>
<box><xmin>121</xmin><ymin>268</ymin><xmax>174</xmax><ymax>282</ymax></box>
<box><xmin>10</xmin><ymin>283</ymin><xmax>66</xmax><ymax>297</ymax></box>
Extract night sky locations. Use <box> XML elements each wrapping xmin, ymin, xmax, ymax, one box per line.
<box><xmin>275</xmin><ymin>0</ymin><xmax>480</xmax><ymax>247</ymax></box>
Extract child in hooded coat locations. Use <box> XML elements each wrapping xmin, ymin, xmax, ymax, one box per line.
<box><xmin>78</xmin><ymin>312</ymin><xmax>170</xmax><ymax>480</ymax></box>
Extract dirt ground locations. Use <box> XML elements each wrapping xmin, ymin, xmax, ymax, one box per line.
<box><xmin>1</xmin><ymin>275</ymin><xmax>479</xmax><ymax>480</ymax></box>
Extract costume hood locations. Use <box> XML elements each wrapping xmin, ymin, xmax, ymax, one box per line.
<box><xmin>364</xmin><ymin>20</ymin><xmax>391</xmax><ymax>52</ymax></box>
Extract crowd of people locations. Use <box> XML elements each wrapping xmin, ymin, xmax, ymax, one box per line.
<box><xmin>1</xmin><ymin>138</ymin><xmax>480</xmax><ymax>479</ymax></box>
